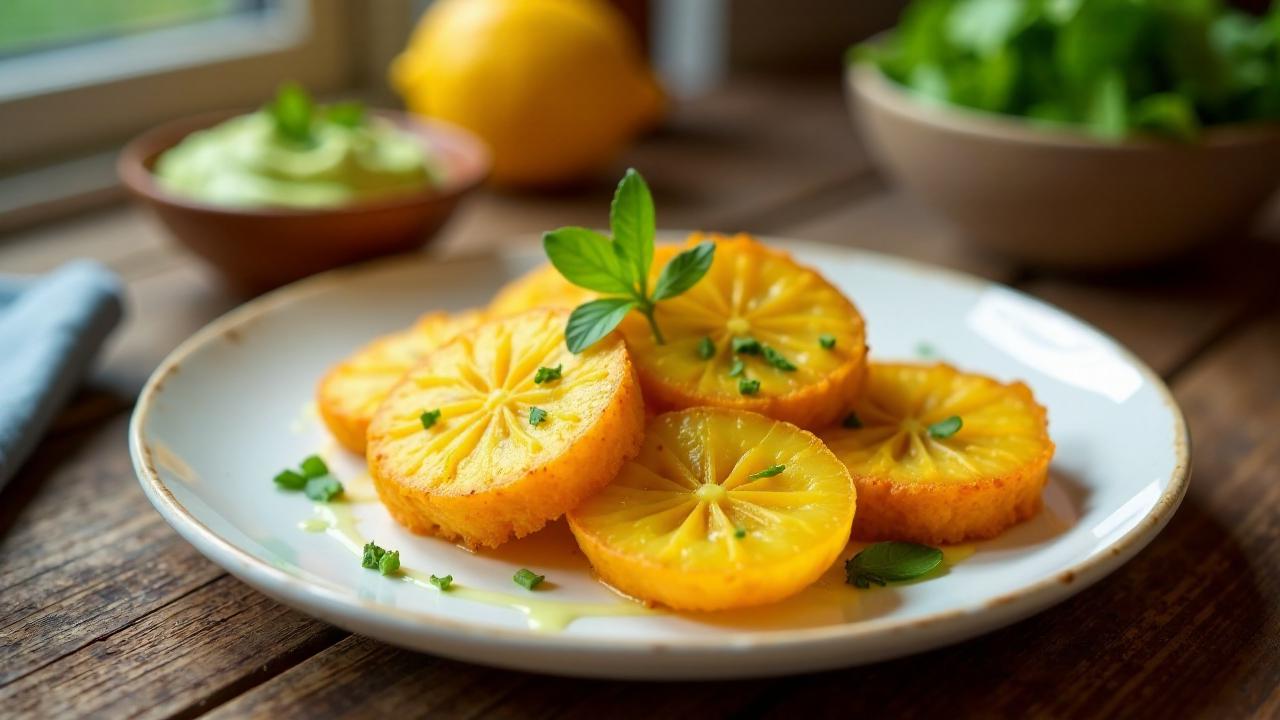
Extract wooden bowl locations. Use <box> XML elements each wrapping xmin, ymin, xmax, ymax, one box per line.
<box><xmin>847</xmin><ymin>63</ymin><xmax>1280</xmax><ymax>269</ymax></box>
<box><xmin>119</xmin><ymin>110</ymin><xmax>490</xmax><ymax>294</ymax></box>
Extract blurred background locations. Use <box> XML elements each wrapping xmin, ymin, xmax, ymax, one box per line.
<box><xmin>0</xmin><ymin>0</ymin><xmax>909</xmax><ymax>232</ymax></box>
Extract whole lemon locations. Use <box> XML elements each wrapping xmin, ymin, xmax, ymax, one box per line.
<box><xmin>392</xmin><ymin>0</ymin><xmax>664</xmax><ymax>186</ymax></box>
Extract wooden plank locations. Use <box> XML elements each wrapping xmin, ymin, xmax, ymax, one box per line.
<box><xmin>203</xmin><ymin>635</ymin><xmax>775</xmax><ymax>720</ymax></box>
<box><xmin>0</xmin><ymin>415</ymin><xmax>223</xmax><ymax>685</ymax></box>
<box><xmin>0</xmin><ymin>575</ymin><xmax>342</xmax><ymax>720</ymax></box>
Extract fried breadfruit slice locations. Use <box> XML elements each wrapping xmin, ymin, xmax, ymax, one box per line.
<box><xmin>619</xmin><ymin>233</ymin><xmax>868</xmax><ymax>429</ymax></box>
<box><xmin>367</xmin><ymin>308</ymin><xmax>645</xmax><ymax>548</ymax></box>
<box><xmin>317</xmin><ymin>310</ymin><xmax>485</xmax><ymax>454</ymax></box>
<box><xmin>820</xmin><ymin>362</ymin><xmax>1054</xmax><ymax>545</ymax></box>
<box><xmin>569</xmin><ymin>407</ymin><xmax>856</xmax><ymax>611</ymax></box>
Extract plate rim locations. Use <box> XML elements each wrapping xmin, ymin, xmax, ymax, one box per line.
<box><xmin>129</xmin><ymin>239</ymin><xmax>1191</xmax><ymax>655</ymax></box>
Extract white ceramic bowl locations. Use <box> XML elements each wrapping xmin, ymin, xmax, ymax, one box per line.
<box><xmin>848</xmin><ymin>62</ymin><xmax>1280</xmax><ymax>269</ymax></box>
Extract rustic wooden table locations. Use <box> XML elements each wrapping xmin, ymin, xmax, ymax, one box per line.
<box><xmin>2</xmin><ymin>78</ymin><xmax>1278</xmax><ymax>719</ymax></box>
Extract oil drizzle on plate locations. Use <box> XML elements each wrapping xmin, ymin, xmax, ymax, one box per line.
<box><xmin>300</xmin><ymin>502</ymin><xmax>652</xmax><ymax>632</ymax></box>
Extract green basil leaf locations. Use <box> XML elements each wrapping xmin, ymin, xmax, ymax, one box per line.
<box><xmin>845</xmin><ymin>541</ymin><xmax>943</xmax><ymax>585</ymax></box>
<box><xmin>543</xmin><ymin>227</ymin><xmax>635</xmax><ymax>295</ymax></box>
<box><xmin>564</xmin><ymin>297</ymin><xmax>636</xmax><ymax>353</ymax></box>
<box><xmin>652</xmin><ymin>241</ymin><xmax>715</xmax><ymax>301</ymax></box>
<box><xmin>609</xmin><ymin>168</ymin><xmax>655</xmax><ymax>289</ymax></box>
<box><xmin>269</xmin><ymin>82</ymin><xmax>314</xmax><ymax>143</ymax></box>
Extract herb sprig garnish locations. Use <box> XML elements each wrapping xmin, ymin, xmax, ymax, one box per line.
<box><xmin>268</xmin><ymin>83</ymin><xmax>366</xmax><ymax>144</ymax></box>
<box><xmin>845</xmin><ymin>541</ymin><xmax>943</xmax><ymax>589</ymax></box>
<box><xmin>544</xmin><ymin>168</ymin><xmax>715</xmax><ymax>352</ymax></box>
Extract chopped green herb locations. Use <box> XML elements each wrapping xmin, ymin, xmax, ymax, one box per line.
<box><xmin>762</xmin><ymin>346</ymin><xmax>797</xmax><ymax>371</ymax></box>
<box><xmin>378</xmin><ymin>550</ymin><xmax>400</xmax><ymax>576</ymax></box>
<box><xmin>697</xmin><ymin>336</ymin><xmax>716</xmax><ymax>360</ymax></box>
<box><xmin>420</xmin><ymin>409</ymin><xmax>442</xmax><ymax>430</ymax></box>
<box><xmin>738</xmin><ymin>378</ymin><xmax>761</xmax><ymax>395</ymax></box>
<box><xmin>300</xmin><ymin>455</ymin><xmax>329</xmax><ymax>479</ymax></box>
<box><xmin>916</xmin><ymin>342</ymin><xmax>939</xmax><ymax>359</ymax></box>
<box><xmin>430</xmin><ymin>574</ymin><xmax>454</xmax><ymax>591</ymax></box>
<box><xmin>928</xmin><ymin>415</ymin><xmax>963</xmax><ymax>439</ymax></box>
<box><xmin>846</xmin><ymin>541</ymin><xmax>943</xmax><ymax>589</ymax></box>
<box><xmin>304</xmin><ymin>475</ymin><xmax>343</xmax><ymax>502</ymax></box>
<box><xmin>729</xmin><ymin>358</ymin><xmax>745</xmax><ymax>377</ymax></box>
<box><xmin>361</xmin><ymin>541</ymin><xmax>386</xmax><ymax>570</ymax></box>
<box><xmin>324</xmin><ymin>100</ymin><xmax>365</xmax><ymax>128</ymax></box>
<box><xmin>734</xmin><ymin>526</ymin><xmax>747</xmax><ymax>539</ymax></box>
<box><xmin>273</xmin><ymin>469</ymin><xmax>306</xmax><ymax>490</ymax></box>
<box><xmin>513</xmin><ymin>568</ymin><xmax>545</xmax><ymax>590</ymax></box>
<box><xmin>534</xmin><ymin>364</ymin><xmax>563</xmax><ymax>384</ymax></box>
<box><xmin>819</xmin><ymin>334</ymin><xmax>836</xmax><ymax>349</ymax></box>
<box><xmin>732</xmin><ymin>336</ymin><xmax>762</xmax><ymax>355</ymax></box>
<box><xmin>529</xmin><ymin>407</ymin><xmax>548</xmax><ymax>426</ymax></box>
<box><xmin>748</xmin><ymin>464</ymin><xmax>785</xmax><ymax>480</ymax></box>
<box><xmin>842</xmin><ymin>412</ymin><xmax>863</xmax><ymax>429</ymax></box>
<box><xmin>545</xmin><ymin>169</ymin><xmax>715</xmax><ymax>351</ymax></box>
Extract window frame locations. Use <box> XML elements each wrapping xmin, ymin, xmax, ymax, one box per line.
<box><xmin>0</xmin><ymin>0</ymin><xmax>380</xmax><ymax>171</ymax></box>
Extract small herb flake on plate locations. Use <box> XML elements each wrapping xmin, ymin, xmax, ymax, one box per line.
<box><xmin>378</xmin><ymin>550</ymin><xmax>400</xmax><ymax>576</ymax></box>
<box><xmin>420</xmin><ymin>408</ymin><xmax>442</xmax><ymax>429</ymax></box>
<box><xmin>513</xmin><ymin>568</ymin><xmax>545</xmax><ymax>590</ymax></box>
<box><xmin>842</xmin><ymin>412</ymin><xmax>863</xmax><ymax>429</ymax></box>
<box><xmin>819</xmin><ymin>333</ymin><xmax>836</xmax><ymax>349</ymax></box>
<box><xmin>273</xmin><ymin>469</ymin><xmax>306</xmax><ymax>490</ymax></box>
<box><xmin>738</xmin><ymin>378</ymin><xmax>761</xmax><ymax>395</ymax></box>
<box><xmin>729</xmin><ymin>358</ymin><xmax>745</xmax><ymax>377</ymax></box>
<box><xmin>430</xmin><ymin>574</ymin><xmax>454</xmax><ymax>591</ymax></box>
<box><xmin>361</xmin><ymin>541</ymin><xmax>386</xmax><ymax>570</ymax></box>
<box><xmin>529</xmin><ymin>407</ymin><xmax>548</xmax><ymax>426</ymax></box>
<box><xmin>304</xmin><ymin>475</ymin><xmax>343</xmax><ymax>502</ymax></box>
<box><xmin>299</xmin><ymin>454</ymin><xmax>329</xmax><ymax>478</ymax></box>
<box><xmin>732</xmin><ymin>336</ymin><xmax>762</xmax><ymax>355</ymax></box>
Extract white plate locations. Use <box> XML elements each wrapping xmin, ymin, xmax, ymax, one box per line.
<box><xmin>130</xmin><ymin>240</ymin><xmax>1189</xmax><ymax>680</ymax></box>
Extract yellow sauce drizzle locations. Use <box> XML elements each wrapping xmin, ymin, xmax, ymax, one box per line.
<box><xmin>300</xmin><ymin>502</ymin><xmax>653</xmax><ymax>632</ymax></box>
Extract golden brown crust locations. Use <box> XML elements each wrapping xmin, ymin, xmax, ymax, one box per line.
<box><xmin>366</xmin><ymin>310</ymin><xmax>646</xmax><ymax>549</ymax></box>
<box><xmin>823</xmin><ymin>363</ymin><xmax>1055</xmax><ymax>544</ymax></box>
<box><xmin>623</xmin><ymin>233</ymin><xmax>870</xmax><ymax>430</ymax></box>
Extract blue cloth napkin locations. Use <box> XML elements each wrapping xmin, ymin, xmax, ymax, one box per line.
<box><xmin>0</xmin><ymin>261</ymin><xmax>123</xmax><ymax>489</ymax></box>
